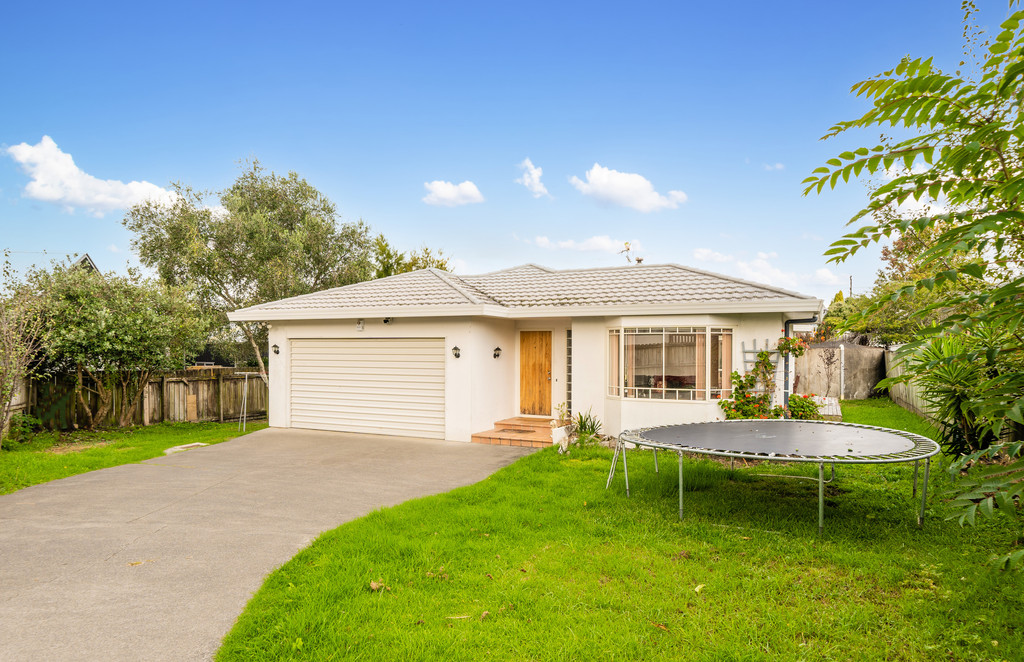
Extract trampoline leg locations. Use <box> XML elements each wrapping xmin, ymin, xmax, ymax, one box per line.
<box><xmin>831</xmin><ymin>462</ymin><xmax>836</xmax><ymax>481</ymax></box>
<box><xmin>912</xmin><ymin>460</ymin><xmax>920</xmax><ymax>499</ymax></box>
<box><xmin>818</xmin><ymin>462</ymin><xmax>825</xmax><ymax>535</ymax></box>
<box><xmin>605</xmin><ymin>440</ymin><xmax>621</xmax><ymax>490</ymax></box>
<box><xmin>653</xmin><ymin>448</ymin><xmax>659</xmax><ymax>474</ymax></box>
<box><xmin>622</xmin><ymin>441</ymin><xmax>630</xmax><ymax>497</ymax></box>
<box><xmin>918</xmin><ymin>457</ymin><xmax>931</xmax><ymax>528</ymax></box>
<box><xmin>678</xmin><ymin>451</ymin><xmax>684</xmax><ymax>520</ymax></box>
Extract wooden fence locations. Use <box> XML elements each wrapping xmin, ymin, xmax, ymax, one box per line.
<box><xmin>883</xmin><ymin>349</ymin><xmax>936</xmax><ymax>422</ymax></box>
<box><xmin>25</xmin><ymin>367</ymin><xmax>268</xmax><ymax>430</ymax></box>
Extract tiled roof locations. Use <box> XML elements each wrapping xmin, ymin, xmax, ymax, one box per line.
<box><xmin>461</xmin><ymin>263</ymin><xmax>809</xmax><ymax>307</ymax></box>
<box><xmin>233</xmin><ymin>263</ymin><xmax>818</xmax><ymax>319</ymax></box>
<box><xmin>237</xmin><ymin>268</ymin><xmax>497</xmax><ymax>311</ymax></box>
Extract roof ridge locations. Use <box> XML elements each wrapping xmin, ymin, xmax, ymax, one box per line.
<box><xmin>427</xmin><ymin>268</ymin><xmax>494</xmax><ymax>305</ymax></box>
<box><xmin>663</xmin><ymin>263</ymin><xmax>817</xmax><ymax>300</ymax></box>
<box><xmin>463</xmin><ymin>263</ymin><xmax>554</xmax><ymax>277</ymax></box>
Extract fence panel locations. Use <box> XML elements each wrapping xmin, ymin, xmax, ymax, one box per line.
<box><xmin>27</xmin><ymin>367</ymin><xmax>268</xmax><ymax>430</ymax></box>
<box><xmin>884</xmin><ymin>350</ymin><xmax>936</xmax><ymax>421</ymax></box>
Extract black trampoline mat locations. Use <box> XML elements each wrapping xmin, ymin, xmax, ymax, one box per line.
<box><xmin>640</xmin><ymin>420</ymin><xmax>918</xmax><ymax>458</ymax></box>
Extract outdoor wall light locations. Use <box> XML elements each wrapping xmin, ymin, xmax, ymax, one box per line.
<box><xmin>452</xmin><ymin>346</ymin><xmax>461</xmax><ymax>358</ymax></box>
<box><xmin>272</xmin><ymin>344</ymin><xmax>280</xmax><ymax>355</ymax></box>
<box><xmin>356</xmin><ymin>319</ymin><xmax>365</xmax><ymax>331</ymax></box>
<box><xmin>493</xmin><ymin>347</ymin><xmax>502</xmax><ymax>358</ymax></box>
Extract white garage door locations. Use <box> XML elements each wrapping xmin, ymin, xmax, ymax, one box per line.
<box><xmin>289</xmin><ymin>338</ymin><xmax>446</xmax><ymax>439</ymax></box>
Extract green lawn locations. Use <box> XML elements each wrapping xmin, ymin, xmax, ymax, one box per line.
<box><xmin>0</xmin><ymin>420</ymin><xmax>268</xmax><ymax>495</ymax></box>
<box><xmin>840</xmin><ymin>398</ymin><xmax>940</xmax><ymax>441</ymax></box>
<box><xmin>217</xmin><ymin>403</ymin><xmax>1023</xmax><ymax>661</ymax></box>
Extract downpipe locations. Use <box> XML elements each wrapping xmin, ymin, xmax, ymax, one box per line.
<box><xmin>783</xmin><ymin>315</ymin><xmax>818</xmax><ymax>412</ymax></box>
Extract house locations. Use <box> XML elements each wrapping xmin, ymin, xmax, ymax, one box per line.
<box><xmin>227</xmin><ymin>263</ymin><xmax>822</xmax><ymax>443</ymax></box>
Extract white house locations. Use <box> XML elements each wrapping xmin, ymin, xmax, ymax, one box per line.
<box><xmin>228</xmin><ymin>263</ymin><xmax>822</xmax><ymax>443</ymax></box>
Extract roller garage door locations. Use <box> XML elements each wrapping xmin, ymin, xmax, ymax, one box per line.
<box><xmin>289</xmin><ymin>338</ymin><xmax>446</xmax><ymax>439</ymax></box>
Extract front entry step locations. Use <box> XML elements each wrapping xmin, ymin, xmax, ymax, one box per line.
<box><xmin>471</xmin><ymin>417</ymin><xmax>555</xmax><ymax>447</ymax></box>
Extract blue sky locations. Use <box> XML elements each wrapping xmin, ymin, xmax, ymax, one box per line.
<box><xmin>0</xmin><ymin>1</ymin><xmax>1011</xmax><ymax>302</ymax></box>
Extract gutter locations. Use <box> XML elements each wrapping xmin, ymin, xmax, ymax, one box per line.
<box><xmin>783</xmin><ymin>315</ymin><xmax>818</xmax><ymax>410</ymax></box>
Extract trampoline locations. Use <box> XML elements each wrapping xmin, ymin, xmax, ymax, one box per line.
<box><xmin>605</xmin><ymin>419</ymin><xmax>941</xmax><ymax>532</ymax></box>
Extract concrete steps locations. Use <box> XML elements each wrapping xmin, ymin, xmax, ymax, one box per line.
<box><xmin>471</xmin><ymin>416</ymin><xmax>555</xmax><ymax>447</ymax></box>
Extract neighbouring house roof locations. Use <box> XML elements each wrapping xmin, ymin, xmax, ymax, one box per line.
<box><xmin>72</xmin><ymin>253</ymin><xmax>99</xmax><ymax>273</ymax></box>
<box><xmin>229</xmin><ymin>263</ymin><xmax>823</xmax><ymax>322</ymax></box>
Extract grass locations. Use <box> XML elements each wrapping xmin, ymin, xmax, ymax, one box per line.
<box><xmin>840</xmin><ymin>398</ymin><xmax>940</xmax><ymax>441</ymax></box>
<box><xmin>0</xmin><ymin>420</ymin><xmax>268</xmax><ymax>495</ymax></box>
<box><xmin>217</xmin><ymin>404</ymin><xmax>1024</xmax><ymax>661</ymax></box>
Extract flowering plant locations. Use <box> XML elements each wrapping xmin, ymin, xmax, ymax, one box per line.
<box><xmin>718</xmin><ymin>352</ymin><xmax>784</xmax><ymax>420</ymax></box>
<box><xmin>786</xmin><ymin>393</ymin><xmax>822</xmax><ymax>420</ymax></box>
<box><xmin>776</xmin><ymin>335</ymin><xmax>809</xmax><ymax>357</ymax></box>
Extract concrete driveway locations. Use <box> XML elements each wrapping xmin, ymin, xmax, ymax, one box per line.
<box><xmin>0</xmin><ymin>428</ymin><xmax>533</xmax><ymax>661</ymax></box>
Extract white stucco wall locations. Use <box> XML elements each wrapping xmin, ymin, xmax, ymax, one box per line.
<box><xmin>267</xmin><ymin>311</ymin><xmax>806</xmax><ymax>442</ymax></box>
<box><xmin>267</xmin><ymin>317</ymin><xmax>516</xmax><ymax>442</ymax></box>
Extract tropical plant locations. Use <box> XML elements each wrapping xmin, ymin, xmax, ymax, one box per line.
<box><xmin>910</xmin><ymin>335</ymin><xmax>999</xmax><ymax>455</ymax></box>
<box><xmin>804</xmin><ymin>5</ymin><xmax>1024</xmax><ymax>563</ymax></box>
<box><xmin>946</xmin><ymin>441</ymin><xmax>1024</xmax><ymax>570</ymax></box>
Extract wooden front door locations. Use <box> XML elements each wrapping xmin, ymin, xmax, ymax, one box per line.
<box><xmin>520</xmin><ymin>331</ymin><xmax>551</xmax><ymax>416</ymax></box>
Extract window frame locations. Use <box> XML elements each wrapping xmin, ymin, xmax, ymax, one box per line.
<box><xmin>607</xmin><ymin>326</ymin><xmax>733</xmax><ymax>401</ymax></box>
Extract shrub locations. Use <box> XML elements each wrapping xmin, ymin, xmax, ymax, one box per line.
<box><xmin>786</xmin><ymin>394</ymin><xmax>821</xmax><ymax>420</ymax></box>
<box><xmin>573</xmin><ymin>409</ymin><xmax>602</xmax><ymax>446</ymax></box>
<box><xmin>910</xmin><ymin>335</ymin><xmax>998</xmax><ymax>455</ymax></box>
<box><xmin>6</xmin><ymin>412</ymin><xmax>42</xmax><ymax>443</ymax></box>
<box><xmin>719</xmin><ymin>351</ymin><xmax>784</xmax><ymax>420</ymax></box>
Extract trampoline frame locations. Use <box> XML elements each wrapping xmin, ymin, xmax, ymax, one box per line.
<box><xmin>605</xmin><ymin>419</ymin><xmax>942</xmax><ymax>533</ymax></box>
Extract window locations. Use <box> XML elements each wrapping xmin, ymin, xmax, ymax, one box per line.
<box><xmin>608</xmin><ymin>327</ymin><xmax>732</xmax><ymax>400</ymax></box>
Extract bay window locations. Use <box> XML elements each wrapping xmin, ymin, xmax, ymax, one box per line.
<box><xmin>608</xmin><ymin>327</ymin><xmax>732</xmax><ymax>400</ymax></box>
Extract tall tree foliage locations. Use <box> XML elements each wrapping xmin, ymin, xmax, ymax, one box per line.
<box><xmin>371</xmin><ymin>234</ymin><xmax>451</xmax><ymax>279</ymax></box>
<box><xmin>123</xmin><ymin>161</ymin><xmax>373</xmax><ymax>383</ymax></box>
<box><xmin>0</xmin><ymin>251</ymin><xmax>46</xmax><ymax>448</ymax></box>
<box><xmin>27</xmin><ymin>264</ymin><xmax>209</xmax><ymax>428</ymax></box>
<box><xmin>805</xmin><ymin>6</ymin><xmax>1024</xmax><ymax>563</ymax></box>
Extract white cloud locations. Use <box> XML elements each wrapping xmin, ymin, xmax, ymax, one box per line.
<box><xmin>734</xmin><ymin>256</ymin><xmax>802</xmax><ymax>290</ymax></box>
<box><xmin>813</xmin><ymin>268</ymin><xmax>841</xmax><ymax>285</ymax></box>
<box><xmin>107</xmin><ymin>244</ymin><xmax>120</xmax><ymax>253</ymax></box>
<box><xmin>692</xmin><ymin>245</ymin><xmax>841</xmax><ymax>293</ymax></box>
<box><xmin>801</xmin><ymin>232</ymin><xmax>823</xmax><ymax>241</ymax></box>
<box><xmin>5</xmin><ymin>136</ymin><xmax>176</xmax><ymax>217</ymax></box>
<box><xmin>515</xmin><ymin>158</ymin><xmax>549</xmax><ymax>198</ymax></box>
<box><xmin>763</xmin><ymin>162</ymin><xmax>785</xmax><ymax>171</ymax></box>
<box><xmin>569</xmin><ymin>163</ymin><xmax>687</xmax><ymax>212</ymax></box>
<box><xmin>422</xmin><ymin>180</ymin><xmax>484</xmax><ymax>207</ymax></box>
<box><xmin>692</xmin><ymin>248</ymin><xmax>733</xmax><ymax>263</ymax></box>
<box><xmin>533</xmin><ymin>234</ymin><xmax>639</xmax><ymax>254</ymax></box>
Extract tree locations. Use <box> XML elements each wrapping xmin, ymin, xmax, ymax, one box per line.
<box><xmin>27</xmin><ymin>264</ymin><xmax>209</xmax><ymax>428</ymax></box>
<box><xmin>371</xmin><ymin>234</ymin><xmax>451</xmax><ymax>279</ymax></box>
<box><xmin>0</xmin><ymin>252</ymin><xmax>46</xmax><ymax>449</ymax></box>
<box><xmin>805</xmin><ymin>6</ymin><xmax>1024</xmax><ymax>564</ymax></box>
<box><xmin>123</xmin><ymin>161</ymin><xmax>374</xmax><ymax>383</ymax></box>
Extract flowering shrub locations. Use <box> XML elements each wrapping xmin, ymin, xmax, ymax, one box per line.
<box><xmin>776</xmin><ymin>335</ymin><xmax>809</xmax><ymax>357</ymax></box>
<box><xmin>718</xmin><ymin>356</ymin><xmax>784</xmax><ymax>420</ymax></box>
<box><xmin>786</xmin><ymin>394</ymin><xmax>822</xmax><ymax>420</ymax></box>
